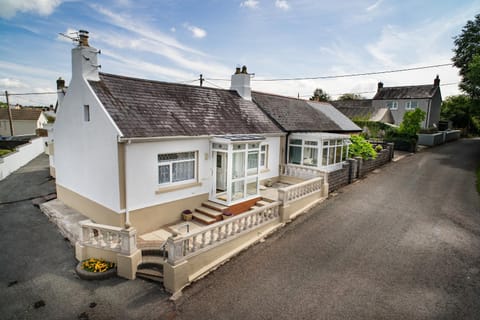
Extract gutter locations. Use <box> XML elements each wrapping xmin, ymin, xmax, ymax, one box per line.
<box><xmin>117</xmin><ymin>132</ymin><xmax>285</xmax><ymax>143</ymax></box>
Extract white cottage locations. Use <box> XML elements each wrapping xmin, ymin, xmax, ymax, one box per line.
<box><xmin>54</xmin><ymin>31</ymin><xmax>284</xmax><ymax>235</ymax></box>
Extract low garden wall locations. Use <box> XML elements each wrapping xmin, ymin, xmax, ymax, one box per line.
<box><xmin>0</xmin><ymin>136</ymin><xmax>46</xmax><ymax>180</ymax></box>
<box><xmin>417</xmin><ymin>130</ymin><xmax>461</xmax><ymax>146</ymax></box>
<box><xmin>326</xmin><ymin>142</ymin><xmax>394</xmax><ymax>193</ymax></box>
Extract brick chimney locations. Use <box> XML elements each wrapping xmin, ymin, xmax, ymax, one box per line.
<box><xmin>377</xmin><ymin>82</ymin><xmax>384</xmax><ymax>92</ymax></box>
<box><xmin>434</xmin><ymin>75</ymin><xmax>440</xmax><ymax>87</ymax></box>
<box><xmin>230</xmin><ymin>65</ymin><xmax>251</xmax><ymax>101</ymax></box>
<box><xmin>71</xmin><ymin>30</ymin><xmax>100</xmax><ymax>81</ymax></box>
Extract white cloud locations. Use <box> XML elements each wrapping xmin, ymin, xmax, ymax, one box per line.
<box><xmin>240</xmin><ymin>0</ymin><xmax>259</xmax><ymax>9</ymax></box>
<box><xmin>275</xmin><ymin>0</ymin><xmax>290</xmax><ymax>10</ymax></box>
<box><xmin>366</xmin><ymin>0</ymin><xmax>383</xmax><ymax>12</ymax></box>
<box><xmin>170</xmin><ymin>27</ymin><xmax>176</xmax><ymax>32</ymax></box>
<box><xmin>0</xmin><ymin>0</ymin><xmax>62</xmax><ymax>19</ymax></box>
<box><xmin>0</xmin><ymin>78</ymin><xmax>28</xmax><ymax>89</ymax></box>
<box><xmin>185</xmin><ymin>24</ymin><xmax>207</xmax><ymax>39</ymax></box>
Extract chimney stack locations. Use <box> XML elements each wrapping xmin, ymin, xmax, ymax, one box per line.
<box><xmin>78</xmin><ymin>30</ymin><xmax>89</xmax><ymax>47</ymax></box>
<box><xmin>71</xmin><ymin>30</ymin><xmax>100</xmax><ymax>81</ymax></box>
<box><xmin>230</xmin><ymin>65</ymin><xmax>252</xmax><ymax>101</ymax></box>
<box><xmin>377</xmin><ymin>82</ymin><xmax>384</xmax><ymax>91</ymax></box>
<box><xmin>434</xmin><ymin>75</ymin><xmax>440</xmax><ymax>87</ymax></box>
<box><xmin>56</xmin><ymin>77</ymin><xmax>65</xmax><ymax>90</ymax></box>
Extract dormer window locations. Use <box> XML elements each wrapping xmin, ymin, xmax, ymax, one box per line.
<box><xmin>386</xmin><ymin>101</ymin><xmax>398</xmax><ymax>110</ymax></box>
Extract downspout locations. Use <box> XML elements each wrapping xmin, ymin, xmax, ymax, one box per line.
<box><xmin>426</xmin><ymin>99</ymin><xmax>431</xmax><ymax>128</ymax></box>
<box><xmin>285</xmin><ymin>132</ymin><xmax>291</xmax><ymax>164</ymax></box>
<box><xmin>124</xmin><ymin>139</ymin><xmax>131</xmax><ymax>229</ymax></box>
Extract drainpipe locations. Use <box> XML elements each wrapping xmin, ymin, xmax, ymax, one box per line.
<box><xmin>285</xmin><ymin>132</ymin><xmax>291</xmax><ymax>164</ymax></box>
<box><xmin>124</xmin><ymin>140</ymin><xmax>131</xmax><ymax>229</ymax></box>
<box><xmin>426</xmin><ymin>100</ymin><xmax>431</xmax><ymax>128</ymax></box>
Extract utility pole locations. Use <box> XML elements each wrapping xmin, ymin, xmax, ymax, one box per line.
<box><xmin>199</xmin><ymin>74</ymin><xmax>204</xmax><ymax>87</ymax></box>
<box><xmin>5</xmin><ymin>91</ymin><xmax>14</xmax><ymax>136</ymax></box>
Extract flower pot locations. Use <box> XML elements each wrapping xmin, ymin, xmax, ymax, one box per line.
<box><xmin>182</xmin><ymin>213</ymin><xmax>193</xmax><ymax>221</ymax></box>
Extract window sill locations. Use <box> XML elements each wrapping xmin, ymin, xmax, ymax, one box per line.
<box><xmin>155</xmin><ymin>181</ymin><xmax>202</xmax><ymax>194</ymax></box>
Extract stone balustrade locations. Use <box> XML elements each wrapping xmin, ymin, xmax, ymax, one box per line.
<box><xmin>167</xmin><ymin>201</ymin><xmax>281</xmax><ymax>265</ymax></box>
<box><xmin>279</xmin><ymin>163</ymin><xmax>326</xmax><ymax>180</ymax></box>
<box><xmin>277</xmin><ymin>177</ymin><xmax>325</xmax><ymax>206</ymax></box>
<box><xmin>79</xmin><ymin>220</ymin><xmax>137</xmax><ymax>256</ymax></box>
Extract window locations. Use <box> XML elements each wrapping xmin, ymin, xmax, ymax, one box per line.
<box><xmin>405</xmin><ymin>101</ymin><xmax>418</xmax><ymax>110</ymax></box>
<box><xmin>321</xmin><ymin>139</ymin><xmax>348</xmax><ymax>167</ymax></box>
<box><xmin>158</xmin><ymin>152</ymin><xmax>196</xmax><ymax>185</ymax></box>
<box><xmin>288</xmin><ymin>139</ymin><xmax>318</xmax><ymax>166</ymax></box>
<box><xmin>260</xmin><ymin>144</ymin><xmax>268</xmax><ymax>169</ymax></box>
<box><xmin>386</xmin><ymin>101</ymin><xmax>398</xmax><ymax>110</ymax></box>
<box><xmin>83</xmin><ymin>105</ymin><xmax>90</xmax><ymax>122</ymax></box>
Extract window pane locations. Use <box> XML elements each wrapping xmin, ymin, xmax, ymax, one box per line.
<box><xmin>303</xmin><ymin>147</ymin><xmax>318</xmax><ymax>166</ymax></box>
<box><xmin>247</xmin><ymin>179</ymin><xmax>258</xmax><ymax>196</ymax></box>
<box><xmin>260</xmin><ymin>153</ymin><xmax>266</xmax><ymax>167</ymax></box>
<box><xmin>289</xmin><ymin>139</ymin><xmax>302</xmax><ymax>145</ymax></box>
<box><xmin>335</xmin><ymin>146</ymin><xmax>342</xmax><ymax>163</ymax></box>
<box><xmin>172</xmin><ymin>160</ymin><xmax>194</xmax><ymax>182</ymax></box>
<box><xmin>261</xmin><ymin>145</ymin><xmax>266</xmax><ymax>151</ymax></box>
<box><xmin>233</xmin><ymin>144</ymin><xmax>246</xmax><ymax>150</ymax></box>
<box><xmin>329</xmin><ymin>146</ymin><xmax>335</xmax><ymax>165</ymax></box>
<box><xmin>233</xmin><ymin>152</ymin><xmax>245</xmax><ymax>178</ymax></box>
<box><xmin>247</xmin><ymin>151</ymin><xmax>258</xmax><ymax>170</ymax></box>
<box><xmin>322</xmin><ymin>147</ymin><xmax>328</xmax><ymax>166</ymax></box>
<box><xmin>248</xmin><ymin>143</ymin><xmax>259</xmax><ymax>149</ymax></box>
<box><xmin>158</xmin><ymin>165</ymin><xmax>170</xmax><ymax>184</ymax></box>
<box><xmin>232</xmin><ymin>180</ymin><xmax>245</xmax><ymax>201</ymax></box>
<box><xmin>289</xmin><ymin>146</ymin><xmax>302</xmax><ymax>164</ymax></box>
<box><xmin>305</xmin><ymin>140</ymin><xmax>318</xmax><ymax>146</ymax></box>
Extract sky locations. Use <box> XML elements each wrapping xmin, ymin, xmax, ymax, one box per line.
<box><xmin>0</xmin><ymin>0</ymin><xmax>479</xmax><ymax>107</ymax></box>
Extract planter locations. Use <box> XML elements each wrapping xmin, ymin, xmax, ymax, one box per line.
<box><xmin>222</xmin><ymin>212</ymin><xmax>233</xmax><ymax>220</ymax></box>
<box><xmin>182</xmin><ymin>210</ymin><xmax>193</xmax><ymax>221</ymax></box>
<box><xmin>75</xmin><ymin>262</ymin><xmax>117</xmax><ymax>280</ymax></box>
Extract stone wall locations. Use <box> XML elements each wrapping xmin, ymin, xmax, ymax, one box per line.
<box><xmin>327</xmin><ymin>142</ymin><xmax>394</xmax><ymax>193</ymax></box>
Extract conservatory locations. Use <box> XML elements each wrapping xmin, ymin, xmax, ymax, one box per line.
<box><xmin>287</xmin><ymin>132</ymin><xmax>351</xmax><ymax>171</ymax></box>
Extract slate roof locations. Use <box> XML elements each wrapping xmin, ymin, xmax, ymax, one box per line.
<box><xmin>331</xmin><ymin>100</ymin><xmax>394</xmax><ymax>123</ymax></box>
<box><xmin>373</xmin><ymin>84</ymin><xmax>439</xmax><ymax>100</ymax></box>
<box><xmin>252</xmin><ymin>92</ymin><xmax>361</xmax><ymax>133</ymax></box>
<box><xmin>88</xmin><ymin>73</ymin><xmax>282</xmax><ymax>138</ymax></box>
<box><xmin>0</xmin><ymin>108</ymin><xmax>43</xmax><ymax>121</ymax></box>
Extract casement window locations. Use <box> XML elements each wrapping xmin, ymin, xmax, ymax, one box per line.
<box><xmin>260</xmin><ymin>144</ymin><xmax>268</xmax><ymax>169</ymax></box>
<box><xmin>386</xmin><ymin>101</ymin><xmax>398</xmax><ymax>110</ymax></box>
<box><xmin>321</xmin><ymin>139</ymin><xmax>346</xmax><ymax>166</ymax></box>
<box><xmin>158</xmin><ymin>152</ymin><xmax>196</xmax><ymax>185</ymax></box>
<box><xmin>84</xmin><ymin>105</ymin><xmax>90</xmax><ymax>122</ymax></box>
<box><xmin>405</xmin><ymin>101</ymin><xmax>418</xmax><ymax>110</ymax></box>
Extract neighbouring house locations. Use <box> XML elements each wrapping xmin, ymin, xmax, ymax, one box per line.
<box><xmin>252</xmin><ymin>92</ymin><xmax>361</xmax><ymax>172</ymax></box>
<box><xmin>372</xmin><ymin>76</ymin><xmax>442</xmax><ymax>128</ymax></box>
<box><xmin>0</xmin><ymin>108</ymin><xmax>48</xmax><ymax>136</ymax></box>
<box><xmin>331</xmin><ymin>99</ymin><xmax>394</xmax><ymax>124</ymax></box>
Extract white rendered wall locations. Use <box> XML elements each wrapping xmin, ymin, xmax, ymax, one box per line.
<box><xmin>259</xmin><ymin>136</ymin><xmax>281</xmax><ymax>181</ymax></box>
<box><xmin>54</xmin><ymin>74</ymin><xmax>122</xmax><ymax>212</ymax></box>
<box><xmin>0</xmin><ymin>137</ymin><xmax>46</xmax><ymax>180</ymax></box>
<box><xmin>125</xmin><ymin>139</ymin><xmax>212</xmax><ymax>211</ymax></box>
<box><xmin>0</xmin><ymin>120</ymin><xmax>37</xmax><ymax>136</ymax></box>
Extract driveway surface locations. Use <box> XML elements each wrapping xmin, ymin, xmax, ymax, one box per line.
<box><xmin>1</xmin><ymin>139</ymin><xmax>479</xmax><ymax>320</ymax></box>
<box><xmin>175</xmin><ymin>139</ymin><xmax>480</xmax><ymax>319</ymax></box>
<box><xmin>0</xmin><ymin>155</ymin><xmax>173</xmax><ymax>320</ymax></box>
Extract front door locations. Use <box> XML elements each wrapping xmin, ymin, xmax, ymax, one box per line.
<box><xmin>215</xmin><ymin>152</ymin><xmax>227</xmax><ymax>191</ymax></box>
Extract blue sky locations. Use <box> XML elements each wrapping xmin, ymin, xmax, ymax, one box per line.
<box><xmin>0</xmin><ymin>0</ymin><xmax>479</xmax><ymax>106</ymax></box>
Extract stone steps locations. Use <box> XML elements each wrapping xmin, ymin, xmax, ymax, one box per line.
<box><xmin>192</xmin><ymin>212</ymin><xmax>217</xmax><ymax>225</ymax></box>
<box><xmin>195</xmin><ymin>207</ymin><xmax>223</xmax><ymax>220</ymax></box>
<box><xmin>201</xmin><ymin>201</ymin><xmax>228</xmax><ymax>213</ymax></box>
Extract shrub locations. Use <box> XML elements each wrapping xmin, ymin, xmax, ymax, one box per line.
<box><xmin>0</xmin><ymin>149</ymin><xmax>12</xmax><ymax>157</ymax></box>
<box><xmin>348</xmin><ymin>135</ymin><xmax>377</xmax><ymax>159</ymax></box>
<box><xmin>375</xmin><ymin>145</ymin><xmax>383</xmax><ymax>152</ymax></box>
<box><xmin>398</xmin><ymin>109</ymin><xmax>426</xmax><ymax>136</ymax></box>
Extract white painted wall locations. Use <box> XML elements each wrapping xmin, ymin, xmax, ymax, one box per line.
<box><xmin>125</xmin><ymin>138</ymin><xmax>212</xmax><ymax>211</ymax></box>
<box><xmin>125</xmin><ymin>135</ymin><xmax>282</xmax><ymax>210</ymax></box>
<box><xmin>0</xmin><ymin>120</ymin><xmax>36</xmax><ymax>136</ymax></box>
<box><xmin>259</xmin><ymin>136</ymin><xmax>281</xmax><ymax>181</ymax></box>
<box><xmin>0</xmin><ymin>137</ymin><xmax>46</xmax><ymax>180</ymax></box>
<box><xmin>54</xmin><ymin>58</ymin><xmax>122</xmax><ymax>212</ymax></box>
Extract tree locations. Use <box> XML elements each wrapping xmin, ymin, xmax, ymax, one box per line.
<box><xmin>309</xmin><ymin>88</ymin><xmax>330</xmax><ymax>102</ymax></box>
<box><xmin>441</xmin><ymin>95</ymin><xmax>480</xmax><ymax>133</ymax></box>
<box><xmin>398</xmin><ymin>109</ymin><xmax>426</xmax><ymax>136</ymax></box>
<box><xmin>337</xmin><ymin>93</ymin><xmax>365</xmax><ymax>100</ymax></box>
<box><xmin>452</xmin><ymin>14</ymin><xmax>480</xmax><ymax>99</ymax></box>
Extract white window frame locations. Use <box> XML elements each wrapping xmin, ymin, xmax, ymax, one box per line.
<box><xmin>260</xmin><ymin>144</ymin><xmax>268</xmax><ymax>170</ymax></box>
<box><xmin>288</xmin><ymin>138</ymin><xmax>319</xmax><ymax>167</ymax></box>
<box><xmin>386</xmin><ymin>101</ymin><xmax>398</xmax><ymax>110</ymax></box>
<box><xmin>405</xmin><ymin>101</ymin><xmax>418</xmax><ymax>110</ymax></box>
<box><xmin>158</xmin><ymin>151</ymin><xmax>197</xmax><ymax>186</ymax></box>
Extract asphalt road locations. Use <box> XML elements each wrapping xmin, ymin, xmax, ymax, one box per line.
<box><xmin>0</xmin><ymin>155</ymin><xmax>173</xmax><ymax>320</ymax></box>
<box><xmin>175</xmin><ymin>139</ymin><xmax>480</xmax><ymax>320</ymax></box>
<box><xmin>1</xmin><ymin>139</ymin><xmax>479</xmax><ymax>320</ymax></box>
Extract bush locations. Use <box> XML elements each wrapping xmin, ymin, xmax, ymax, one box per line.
<box><xmin>375</xmin><ymin>145</ymin><xmax>383</xmax><ymax>152</ymax></box>
<box><xmin>0</xmin><ymin>149</ymin><xmax>12</xmax><ymax>157</ymax></box>
<box><xmin>398</xmin><ymin>109</ymin><xmax>426</xmax><ymax>136</ymax></box>
<box><xmin>348</xmin><ymin>135</ymin><xmax>377</xmax><ymax>159</ymax></box>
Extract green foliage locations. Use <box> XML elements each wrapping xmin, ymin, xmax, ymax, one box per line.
<box><xmin>348</xmin><ymin>135</ymin><xmax>377</xmax><ymax>159</ymax></box>
<box><xmin>309</xmin><ymin>88</ymin><xmax>330</xmax><ymax>102</ymax></box>
<box><xmin>441</xmin><ymin>95</ymin><xmax>480</xmax><ymax>134</ymax></box>
<box><xmin>418</xmin><ymin>127</ymin><xmax>439</xmax><ymax>134</ymax></box>
<box><xmin>0</xmin><ymin>149</ymin><xmax>12</xmax><ymax>157</ymax></box>
<box><xmin>46</xmin><ymin>115</ymin><xmax>56</xmax><ymax>123</ymax></box>
<box><xmin>354</xmin><ymin>120</ymin><xmax>396</xmax><ymax>139</ymax></box>
<box><xmin>398</xmin><ymin>109</ymin><xmax>426</xmax><ymax>136</ymax></box>
<box><xmin>375</xmin><ymin>145</ymin><xmax>383</xmax><ymax>152</ymax></box>
<box><xmin>337</xmin><ymin>93</ymin><xmax>365</xmax><ymax>100</ymax></box>
<box><xmin>453</xmin><ymin>14</ymin><xmax>480</xmax><ymax>98</ymax></box>
<box><xmin>0</xmin><ymin>101</ymin><xmax>7</xmax><ymax>108</ymax></box>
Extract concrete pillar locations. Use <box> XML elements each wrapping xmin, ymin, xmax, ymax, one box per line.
<box><xmin>355</xmin><ymin>156</ymin><xmax>363</xmax><ymax>178</ymax></box>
